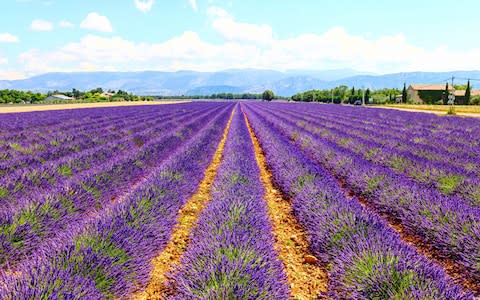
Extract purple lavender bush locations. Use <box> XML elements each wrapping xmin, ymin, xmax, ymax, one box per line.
<box><xmin>243</xmin><ymin>103</ymin><xmax>473</xmax><ymax>299</ymax></box>
<box><xmin>247</xmin><ymin>102</ymin><xmax>480</xmax><ymax>283</ymax></box>
<box><xmin>171</xmin><ymin>108</ymin><xmax>289</xmax><ymax>299</ymax></box>
<box><xmin>0</xmin><ymin>103</ymin><xmax>234</xmax><ymax>299</ymax></box>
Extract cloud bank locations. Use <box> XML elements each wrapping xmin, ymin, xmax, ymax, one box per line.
<box><xmin>8</xmin><ymin>7</ymin><xmax>480</xmax><ymax>79</ymax></box>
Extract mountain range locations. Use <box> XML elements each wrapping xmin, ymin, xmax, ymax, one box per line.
<box><xmin>1</xmin><ymin>69</ymin><xmax>479</xmax><ymax>97</ymax></box>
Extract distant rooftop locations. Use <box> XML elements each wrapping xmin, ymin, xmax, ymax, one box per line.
<box><xmin>48</xmin><ymin>94</ymin><xmax>74</xmax><ymax>100</ymax></box>
<box><xmin>408</xmin><ymin>84</ymin><xmax>450</xmax><ymax>91</ymax></box>
<box><xmin>409</xmin><ymin>84</ymin><xmax>480</xmax><ymax>96</ymax></box>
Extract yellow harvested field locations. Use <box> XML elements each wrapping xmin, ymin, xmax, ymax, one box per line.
<box><xmin>0</xmin><ymin>101</ymin><xmax>189</xmax><ymax>114</ymax></box>
<box><xmin>379</xmin><ymin>104</ymin><xmax>480</xmax><ymax>117</ymax></box>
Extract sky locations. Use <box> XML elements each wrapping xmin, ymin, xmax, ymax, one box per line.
<box><xmin>1</xmin><ymin>0</ymin><xmax>480</xmax><ymax>80</ymax></box>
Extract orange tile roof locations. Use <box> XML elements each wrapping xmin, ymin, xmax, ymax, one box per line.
<box><xmin>409</xmin><ymin>84</ymin><xmax>450</xmax><ymax>91</ymax></box>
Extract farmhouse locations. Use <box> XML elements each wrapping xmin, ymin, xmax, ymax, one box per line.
<box><xmin>101</xmin><ymin>92</ymin><xmax>115</xmax><ymax>98</ymax></box>
<box><xmin>45</xmin><ymin>94</ymin><xmax>74</xmax><ymax>101</ymax></box>
<box><xmin>407</xmin><ymin>84</ymin><xmax>450</xmax><ymax>104</ymax></box>
<box><xmin>407</xmin><ymin>84</ymin><xmax>480</xmax><ymax>104</ymax></box>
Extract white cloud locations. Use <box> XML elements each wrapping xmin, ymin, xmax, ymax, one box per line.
<box><xmin>135</xmin><ymin>0</ymin><xmax>154</xmax><ymax>13</ymax></box>
<box><xmin>0</xmin><ymin>33</ymin><xmax>19</xmax><ymax>43</ymax></box>
<box><xmin>80</xmin><ymin>12</ymin><xmax>112</xmax><ymax>33</ymax></box>
<box><xmin>59</xmin><ymin>20</ymin><xmax>74</xmax><ymax>28</ymax></box>
<box><xmin>30</xmin><ymin>19</ymin><xmax>54</xmax><ymax>31</ymax></box>
<box><xmin>0</xmin><ymin>57</ymin><xmax>8</xmax><ymax>65</ymax></box>
<box><xmin>189</xmin><ymin>0</ymin><xmax>197</xmax><ymax>11</ymax></box>
<box><xmin>207</xmin><ymin>6</ymin><xmax>273</xmax><ymax>45</ymax></box>
<box><xmin>13</xmin><ymin>8</ymin><xmax>480</xmax><ymax>77</ymax></box>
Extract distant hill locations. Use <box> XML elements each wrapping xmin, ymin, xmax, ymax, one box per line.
<box><xmin>1</xmin><ymin>69</ymin><xmax>479</xmax><ymax>97</ymax></box>
<box><xmin>186</xmin><ymin>85</ymin><xmax>245</xmax><ymax>95</ymax></box>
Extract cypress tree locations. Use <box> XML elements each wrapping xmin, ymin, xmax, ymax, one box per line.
<box><xmin>402</xmin><ymin>83</ymin><xmax>407</xmax><ymax>103</ymax></box>
<box><xmin>465</xmin><ymin>80</ymin><xmax>471</xmax><ymax>105</ymax></box>
<box><xmin>444</xmin><ymin>82</ymin><xmax>449</xmax><ymax>105</ymax></box>
<box><xmin>365</xmin><ymin>88</ymin><xmax>371</xmax><ymax>104</ymax></box>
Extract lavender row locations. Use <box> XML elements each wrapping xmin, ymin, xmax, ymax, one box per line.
<box><xmin>0</xmin><ymin>103</ymin><xmax>171</xmax><ymax>137</ymax></box>
<box><xmin>270</xmin><ymin>104</ymin><xmax>480</xmax><ymax>176</ymax></box>
<box><xmin>1</xmin><ymin>104</ymin><xmax>220</xmax><ymax>211</ymax></box>
<box><xmin>260</xmin><ymin>105</ymin><xmax>480</xmax><ymax>206</ymax></box>
<box><xmin>243</xmin><ymin>104</ymin><xmax>472</xmax><ymax>299</ymax></box>
<box><xmin>313</xmin><ymin>104</ymin><xmax>480</xmax><ymax>152</ymax></box>
<box><xmin>0</xmin><ymin>103</ymin><xmax>206</xmax><ymax>173</ymax></box>
<box><xmin>278</xmin><ymin>103</ymin><xmax>480</xmax><ymax>170</ymax></box>
<box><xmin>0</xmin><ymin>103</ymin><xmax>234</xmax><ymax>299</ymax></box>
<box><xmin>266</xmin><ymin>103</ymin><xmax>480</xmax><ymax>177</ymax></box>
<box><xmin>0</xmin><ymin>114</ymin><xmax>152</xmax><ymax>190</ymax></box>
<box><xmin>171</xmin><ymin>108</ymin><xmax>289</xmax><ymax>299</ymax></box>
<box><xmin>0</xmin><ymin>106</ymin><xmax>157</xmax><ymax>160</ymax></box>
<box><xmin>0</xmin><ymin>104</ymin><xmax>231</xmax><ymax>271</ymax></box>
<box><xmin>0</xmin><ymin>105</ymin><xmax>215</xmax><ymax>208</ymax></box>
<box><xmin>0</xmin><ymin>104</ymin><xmax>208</xmax><ymax>177</ymax></box>
<box><xmin>248</xmin><ymin>103</ymin><xmax>480</xmax><ymax>283</ymax></box>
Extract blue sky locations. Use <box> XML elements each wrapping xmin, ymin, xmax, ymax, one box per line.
<box><xmin>1</xmin><ymin>0</ymin><xmax>480</xmax><ymax>79</ymax></box>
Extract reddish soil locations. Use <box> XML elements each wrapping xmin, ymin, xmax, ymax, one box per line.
<box><xmin>130</xmin><ymin>109</ymin><xmax>234</xmax><ymax>300</ymax></box>
<box><xmin>245</xmin><ymin>113</ymin><xmax>329</xmax><ymax>300</ymax></box>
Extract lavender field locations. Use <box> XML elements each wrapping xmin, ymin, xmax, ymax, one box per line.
<box><xmin>0</xmin><ymin>102</ymin><xmax>479</xmax><ymax>299</ymax></box>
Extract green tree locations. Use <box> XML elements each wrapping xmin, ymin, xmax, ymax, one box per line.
<box><xmin>402</xmin><ymin>83</ymin><xmax>408</xmax><ymax>103</ymax></box>
<box><xmin>72</xmin><ymin>88</ymin><xmax>81</xmax><ymax>99</ymax></box>
<box><xmin>262</xmin><ymin>90</ymin><xmax>274</xmax><ymax>101</ymax></box>
<box><xmin>365</xmin><ymin>88</ymin><xmax>371</xmax><ymax>104</ymax></box>
<box><xmin>443</xmin><ymin>83</ymin><xmax>449</xmax><ymax>105</ymax></box>
<box><xmin>465</xmin><ymin>80</ymin><xmax>471</xmax><ymax>105</ymax></box>
<box><xmin>350</xmin><ymin>86</ymin><xmax>355</xmax><ymax>103</ymax></box>
<box><xmin>91</xmin><ymin>87</ymin><xmax>103</xmax><ymax>94</ymax></box>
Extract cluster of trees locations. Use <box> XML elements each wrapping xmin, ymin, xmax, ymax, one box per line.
<box><xmin>0</xmin><ymin>88</ymin><xmax>155</xmax><ymax>104</ymax></box>
<box><xmin>157</xmin><ymin>90</ymin><xmax>284</xmax><ymax>100</ymax></box>
<box><xmin>158</xmin><ymin>93</ymin><xmax>263</xmax><ymax>100</ymax></box>
<box><xmin>0</xmin><ymin>90</ymin><xmax>46</xmax><ymax>104</ymax></box>
<box><xmin>291</xmin><ymin>86</ymin><xmax>401</xmax><ymax>104</ymax></box>
<box><xmin>54</xmin><ymin>88</ymin><xmax>151</xmax><ymax>102</ymax></box>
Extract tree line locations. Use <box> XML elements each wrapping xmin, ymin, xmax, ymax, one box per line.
<box><xmin>53</xmin><ymin>88</ymin><xmax>151</xmax><ymax>102</ymax></box>
<box><xmin>0</xmin><ymin>90</ymin><xmax>46</xmax><ymax>104</ymax></box>
<box><xmin>156</xmin><ymin>90</ymin><xmax>285</xmax><ymax>100</ymax></box>
<box><xmin>291</xmin><ymin>86</ymin><xmax>401</xmax><ymax>104</ymax></box>
<box><xmin>0</xmin><ymin>88</ymin><xmax>153</xmax><ymax>104</ymax></box>
<box><xmin>2</xmin><ymin>85</ymin><xmax>479</xmax><ymax>105</ymax></box>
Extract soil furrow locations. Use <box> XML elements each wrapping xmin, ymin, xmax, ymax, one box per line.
<box><xmin>130</xmin><ymin>107</ymin><xmax>235</xmax><ymax>300</ymax></box>
<box><xmin>244</xmin><ymin>112</ymin><xmax>329</xmax><ymax>300</ymax></box>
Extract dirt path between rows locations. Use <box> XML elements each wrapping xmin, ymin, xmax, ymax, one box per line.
<box><xmin>130</xmin><ymin>108</ymin><xmax>235</xmax><ymax>300</ymax></box>
<box><xmin>244</xmin><ymin>112</ymin><xmax>329</xmax><ymax>300</ymax></box>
